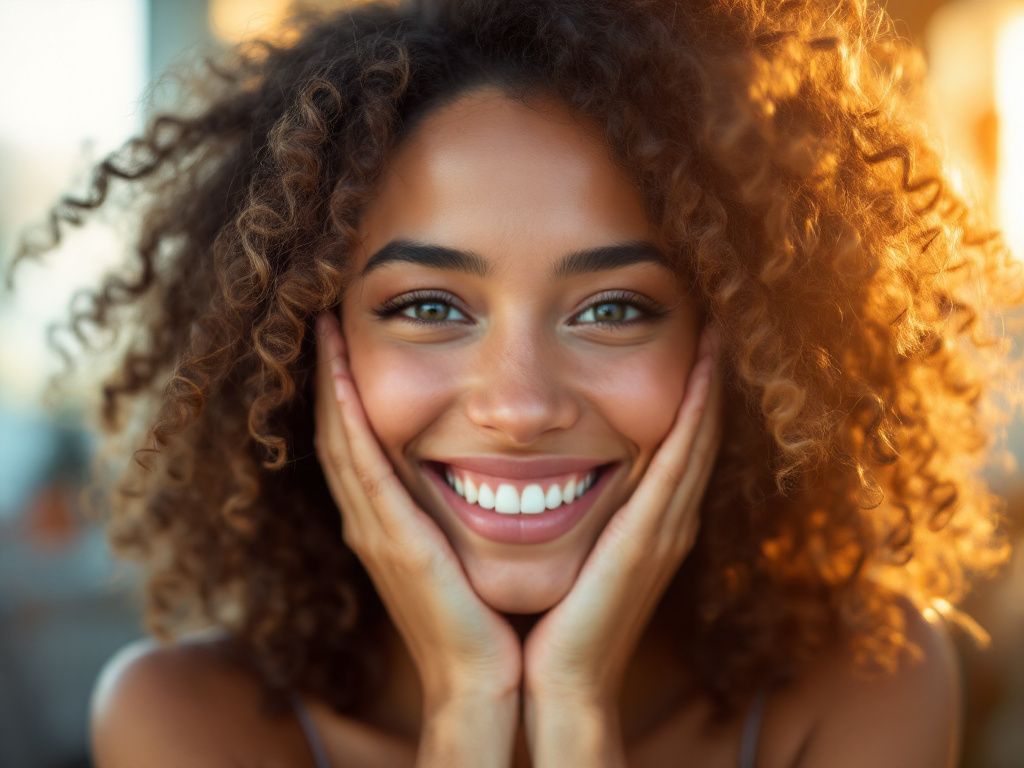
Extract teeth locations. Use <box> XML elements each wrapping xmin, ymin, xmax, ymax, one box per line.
<box><xmin>477</xmin><ymin>482</ymin><xmax>495</xmax><ymax>510</ymax></box>
<box><xmin>441</xmin><ymin>466</ymin><xmax>601</xmax><ymax>514</ymax></box>
<box><xmin>562</xmin><ymin>477</ymin><xmax>576</xmax><ymax>503</ymax></box>
<box><xmin>544</xmin><ymin>484</ymin><xmax>562</xmax><ymax>510</ymax></box>
<box><xmin>494</xmin><ymin>484</ymin><xmax>519</xmax><ymax>514</ymax></box>
<box><xmin>521</xmin><ymin>484</ymin><xmax>547</xmax><ymax>514</ymax></box>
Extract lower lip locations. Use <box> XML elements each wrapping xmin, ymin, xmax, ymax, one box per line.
<box><xmin>424</xmin><ymin>463</ymin><xmax>617</xmax><ymax>545</ymax></box>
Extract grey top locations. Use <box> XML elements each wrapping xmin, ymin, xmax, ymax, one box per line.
<box><xmin>739</xmin><ymin>684</ymin><xmax>770</xmax><ymax>768</ymax></box>
<box><xmin>291</xmin><ymin>692</ymin><xmax>332</xmax><ymax>768</ymax></box>
<box><xmin>290</xmin><ymin>684</ymin><xmax>771</xmax><ymax>768</ymax></box>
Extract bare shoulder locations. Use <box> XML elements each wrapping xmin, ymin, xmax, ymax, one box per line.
<box><xmin>90</xmin><ymin>630</ymin><xmax>312</xmax><ymax>768</ymax></box>
<box><xmin>764</xmin><ymin>596</ymin><xmax>962</xmax><ymax>768</ymax></box>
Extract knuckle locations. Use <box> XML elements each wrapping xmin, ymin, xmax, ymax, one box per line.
<box><xmin>326</xmin><ymin>446</ymin><xmax>345</xmax><ymax>469</ymax></box>
<box><xmin>340</xmin><ymin>525</ymin><xmax>361</xmax><ymax>552</ymax></box>
<box><xmin>604</xmin><ymin>522</ymin><xmax>647</xmax><ymax>571</ymax></box>
<box><xmin>338</xmin><ymin>464</ymin><xmax>362</xmax><ymax>498</ymax></box>
<box><xmin>690</xmin><ymin>403</ymin><xmax>708</xmax><ymax>426</ymax></box>
<box><xmin>351</xmin><ymin>533</ymin><xmax>384</xmax><ymax>562</ymax></box>
<box><xmin>652</xmin><ymin>461</ymin><xmax>686</xmax><ymax>493</ymax></box>
<box><xmin>354</xmin><ymin>463</ymin><xmax>393</xmax><ymax>502</ymax></box>
<box><xmin>397</xmin><ymin>545</ymin><xmax>434</xmax><ymax>575</ymax></box>
<box><xmin>313</xmin><ymin>433</ymin><xmax>341</xmax><ymax>468</ymax></box>
<box><xmin>618</xmin><ymin>544</ymin><xmax>649</xmax><ymax>575</ymax></box>
<box><xmin>666</xmin><ymin>533</ymin><xmax>694</xmax><ymax>563</ymax></box>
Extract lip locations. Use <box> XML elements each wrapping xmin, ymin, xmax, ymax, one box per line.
<box><xmin>423</xmin><ymin>460</ymin><xmax>618</xmax><ymax>545</ymax></box>
<box><xmin>430</xmin><ymin>455</ymin><xmax>608</xmax><ymax>479</ymax></box>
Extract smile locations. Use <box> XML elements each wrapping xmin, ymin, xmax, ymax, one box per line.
<box><xmin>423</xmin><ymin>460</ymin><xmax>617</xmax><ymax>545</ymax></box>
<box><xmin>441</xmin><ymin>464</ymin><xmax>599</xmax><ymax>515</ymax></box>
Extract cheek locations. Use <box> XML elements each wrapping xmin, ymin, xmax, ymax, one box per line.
<box><xmin>576</xmin><ymin>344</ymin><xmax>695</xmax><ymax>456</ymax></box>
<box><xmin>345</xmin><ymin>337</ymin><xmax>458</xmax><ymax>456</ymax></box>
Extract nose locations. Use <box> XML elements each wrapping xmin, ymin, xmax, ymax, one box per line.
<box><xmin>464</xmin><ymin>324</ymin><xmax>580</xmax><ymax>446</ymax></box>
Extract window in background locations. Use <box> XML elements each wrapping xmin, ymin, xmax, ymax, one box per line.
<box><xmin>0</xmin><ymin>0</ymin><xmax>147</xmax><ymax>408</ymax></box>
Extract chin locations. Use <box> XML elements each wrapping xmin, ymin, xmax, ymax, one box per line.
<box><xmin>459</xmin><ymin>550</ymin><xmax>581</xmax><ymax>614</ymax></box>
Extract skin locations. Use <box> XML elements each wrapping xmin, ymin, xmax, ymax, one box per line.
<box><xmin>326</xmin><ymin>85</ymin><xmax>718</xmax><ymax>764</ymax></box>
<box><xmin>87</xmin><ymin>85</ymin><xmax>963</xmax><ymax>768</ymax></box>
<box><xmin>339</xmin><ymin>85</ymin><xmax>702</xmax><ymax>616</ymax></box>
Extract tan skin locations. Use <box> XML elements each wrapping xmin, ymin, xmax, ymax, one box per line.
<box><xmin>89</xmin><ymin>88</ymin><xmax>962</xmax><ymax>768</ymax></box>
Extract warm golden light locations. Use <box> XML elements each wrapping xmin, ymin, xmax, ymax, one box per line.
<box><xmin>996</xmin><ymin>12</ymin><xmax>1024</xmax><ymax>261</ymax></box>
<box><xmin>209</xmin><ymin>0</ymin><xmax>292</xmax><ymax>44</ymax></box>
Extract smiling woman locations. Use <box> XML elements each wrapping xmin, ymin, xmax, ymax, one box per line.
<box><xmin>339</xmin><ymin>88</ymin><xmax>701</xmax><ymax>618</ymax></box>
<box><xmin>7</xmin><ymin>0</ymin><xmax>1024</xmax><ymax>767</ymax></box>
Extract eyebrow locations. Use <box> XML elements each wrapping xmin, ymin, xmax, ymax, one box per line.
<box><xmin>359</xmin><ymin>238</ymin><xmax>672</xmax><ymax>279</ymax></box>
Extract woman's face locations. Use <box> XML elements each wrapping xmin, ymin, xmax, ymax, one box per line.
<box><xmin>340</xmin><ymin>86</ymin><xmax>702</xmax><ymax>614</ymax></box>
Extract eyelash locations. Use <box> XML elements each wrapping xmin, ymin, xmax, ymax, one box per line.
<box><xmin>371</xmin><ymin>289</ymin><xmax>669</xmax><ymax>329</ymax></box>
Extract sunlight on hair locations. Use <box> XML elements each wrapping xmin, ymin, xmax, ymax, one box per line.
<box><xmin>208</xmin><ymin>0</ymin><xmax>292</xmax><ymax>44</ymax></box>
<box><xmin>996</xmin><ymin>11</ymin><xmax>1024</xmax><ymax>262</ymax></box>
<box><xmin>926</xmin><ymin>596</ymin><xmax>992</xmax><ymax>647</ymax></box>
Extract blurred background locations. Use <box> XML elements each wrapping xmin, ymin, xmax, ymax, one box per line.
<box><xmin>0</xmin><ymin>0</ymin><xmax>1021</xmax><ymax>766</ymax></box>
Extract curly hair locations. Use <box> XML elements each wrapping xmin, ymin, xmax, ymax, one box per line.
<box><xmin>8</xmin><ymin>0</ymin><xmax>1024</xmax><ymax>720</ymax></box>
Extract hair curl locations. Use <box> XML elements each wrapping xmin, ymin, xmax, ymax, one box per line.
<box><xmin>8</xmin><ymin>0</ymin><xmax>1024</xmax><ymax>720</ymax></box>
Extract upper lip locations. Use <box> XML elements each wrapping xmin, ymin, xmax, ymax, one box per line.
<box><xmin>427</xmin><ymin>456</ymin><xmax>612</xmax><ymax>479</ymax></box>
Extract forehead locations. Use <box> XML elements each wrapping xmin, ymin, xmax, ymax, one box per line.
<box><xmin>353</xmin><ymin>87</ymin><xmax>658</xmax><ymax>270</ymax></box>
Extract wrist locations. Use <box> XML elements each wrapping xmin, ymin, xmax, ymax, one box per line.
<box><xmin>524</xmin><ymin>692</ymin><xmax>626</xmax><ymax>768</ymax></box>
<box><xmin>417</xmin><ymin>689</ymin><xmax>519</xmax><ymax>768</ymax></box>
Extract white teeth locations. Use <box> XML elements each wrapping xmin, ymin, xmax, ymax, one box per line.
<box><xmin>494</xmin><ymin>484</ymin><xmax>519</xmax><ymax>514</ymax></box>
<box><xmin>442</xmin><ymin>465</ymin><xmax>604</xmax><ymax>514</ymax></box>
<box><xmin>521</xmin><ymin>484</ymin><xmax>547</xmax><ymax>514</ymax></box>
<box><xmin>544</xmin><ymin>484</ymin><xmax>562</xmax><ymax>509</ymax></box>
<box><xmin>562</xmin><ymin>477</ymin><xmax>576</xmax><ymax>503</ymax></box>
<box><xmin>477</xmin><ymin>482</ymin><xmax>495</xmax><ymax>509</ymax></box>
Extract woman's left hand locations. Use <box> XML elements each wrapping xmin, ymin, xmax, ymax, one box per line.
<box><xmin>522</xmin><ymin>323</ymin><xmax>724</xmax><ymax>761</ymax></box>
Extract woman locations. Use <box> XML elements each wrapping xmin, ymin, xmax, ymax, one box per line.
<box><xmin>10</xmin><ymin>0</ymin><xmax>1022</xmax><ymax>765</ymax></box>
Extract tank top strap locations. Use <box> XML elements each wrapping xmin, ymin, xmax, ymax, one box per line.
<box><xmin>738</xmin><ymin>684</ymin><xmax>770</xmax><ymax>768</ymax></box>
<box><xmin>290</xmin><ymin>692</ymin><xmax>333</xmax><ymax>768</ymax></box>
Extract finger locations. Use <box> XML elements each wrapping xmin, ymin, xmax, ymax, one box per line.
<box><xmin>314</xmin><ymin>310</ymin><xmax>388</xmax><ymax>546</ymax></box>
<box><xmin>319</xmin><ymin>312</ymin><xmax>443</xmax><ymax>547</ymax></box>
<box><xmin>613</xmin><ymin>324</ymin><xmax>717</xmax><ymax>542</ymax></box>
<box><xmin>673</xmin><ymin>324</ymin><xmax>724</xmax><ymax>500</ymax></box>
<box><xmin>662</xmin><ymin>325</ymin><xmax>725</xmax><ymax>548</ymax></box>
<box><xmin>313</xmin><ymin>312</ymin><xmax>367</xmax><ymax>544</ymax></box>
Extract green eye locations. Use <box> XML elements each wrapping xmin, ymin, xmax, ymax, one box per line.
<box><xmin>374</xmin><ymin>289</ymin><xmax>667</xmax><ymax>330</ymax></box>
<box><xmin>575</xmin><ymin>301</ymin><xmax>644</xmax><ymax>325</ymax></box>
<box><xmin>401</xmin><ymin>301</ymin><xmax>467</xmax><ymax>323</ymax></box>
<box><xmin>372</xmin><ymin>291</ymin><xmax>471</xmax><ymax>326</ymax></box>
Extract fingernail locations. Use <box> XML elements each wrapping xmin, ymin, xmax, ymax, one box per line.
<box><xmin>330</xmin><ymin>354</ymin><xmax>344</xmax><ymax>379</ymax></box>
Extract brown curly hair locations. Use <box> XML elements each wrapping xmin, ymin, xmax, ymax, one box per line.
<box><xmin>7</xmin><ymin>0</ymin><xmax>1024</xmax><ymax>720</ymax></box>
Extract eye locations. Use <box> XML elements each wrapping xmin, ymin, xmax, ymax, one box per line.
<box><xmin>372</xmin><ymin>289</ymin><xmax>669</xmax><ymax>329</ymax></box>
<box><xmin>570</xmin><ymin>291</ymin><xmax>668</xmax><ymax>328</ymax></box>
<box><xmin>372</xmin><ymin>290</ymin><xmax>469</xmax><ymax>326</ymax></box>
<box><xmin>574</xmin><ymin>300</ymin><xmax>644</xmax><ymax>325</ymax></box>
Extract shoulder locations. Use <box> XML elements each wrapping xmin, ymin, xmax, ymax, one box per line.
<box><xmin>90</xmin><ymin>630</ymin><xmax>311</xmax><ymax>768</ymax></box>
<box><xmin>772</xmin><ymin>596</ymin><xmax>962</xmax><ymax>768</ymax></box>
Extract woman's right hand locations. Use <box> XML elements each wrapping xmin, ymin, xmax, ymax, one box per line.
<box><xmin>313</xmin><ymin>310</ymin><xmax>522</xmax><ymax>714</ymax></box>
